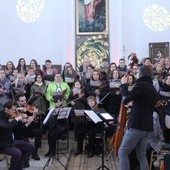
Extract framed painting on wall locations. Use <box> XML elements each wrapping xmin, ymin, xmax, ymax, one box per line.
<box><xmin>149</xmin><ymin>42</ymin><xmax>169</xmax><ymax>64</ymax></box>
<box><xmin>76</xmin><ymin>0</ymin><xmax>109</xmax><ymax>35</ymax></box>
<box><xmin>76</xmin><ymin>35</ymin><xmax>109</xmax><ymax>69</ymax></box>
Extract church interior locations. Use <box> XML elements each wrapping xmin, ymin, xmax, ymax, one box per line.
<box><xmin>0</xmin><ymin>0</ymin><xmax>170</xmax><ymax>169</ymax></box>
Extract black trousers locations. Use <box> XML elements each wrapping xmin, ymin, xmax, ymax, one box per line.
<box><xmin>2</xmin><ymin>139</ymin><xmax>35</xmax><ymax>170</ymax></box>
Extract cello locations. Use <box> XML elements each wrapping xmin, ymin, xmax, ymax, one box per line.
<box><xmin>110</xmin><ymin>101</ymin><xmax>127</xmax><ymax>157</ymax></box>
<box><xmin>109</xmin><ymin>71</ymin><xmax>131</xmax><ymax>157</ymax></box>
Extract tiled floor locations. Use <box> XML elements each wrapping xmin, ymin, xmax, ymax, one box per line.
<box><xmin>0</xmin><ymin>131</ymin><xmax>119</xmax><ymax>170</ymax></box>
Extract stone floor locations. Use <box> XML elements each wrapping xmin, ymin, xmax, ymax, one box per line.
<box><xmin>0</xmin><ymin>131</ymin><xmax>119</xmax><ymax>170</ymax></box>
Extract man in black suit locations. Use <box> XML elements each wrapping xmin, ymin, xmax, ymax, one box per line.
<box><xmin>0</xmin><ymin>99</ymin><xmax>35</xmax><ymax>170</ymax></box>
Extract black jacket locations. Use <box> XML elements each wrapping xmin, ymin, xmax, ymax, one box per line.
<box><xmin>120</xmin><ymin>76</ymin><xmax>158</xmax><ymax>132</ymax></box>
<box><xmin>0</xmin><ymin>110</ymin><xmax>19</xmax><ymax>151</ymax></box>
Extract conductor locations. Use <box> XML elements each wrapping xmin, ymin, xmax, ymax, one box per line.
<box><xmin>118</xmin><ymin>65</ymin><xmax>159</xmax><ymax>170</ymax></box>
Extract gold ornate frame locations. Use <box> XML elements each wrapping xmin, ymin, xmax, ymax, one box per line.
<box><xmin>76</xmin><ymin>0</ymin><xmax>109</xmax><ymax>35</ymax></box>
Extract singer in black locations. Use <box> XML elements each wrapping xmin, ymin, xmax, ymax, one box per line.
<box><xmin>118</xmin><ymin>65</ymin><xmax>159</xmax><ymax>170</ymax></box>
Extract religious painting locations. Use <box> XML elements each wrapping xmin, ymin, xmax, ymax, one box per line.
<box><xmin>149</xmin><ymin>42</ymin><xmax>169</xmax><ymax>64</ymax></box>
<box><xmin>76</xmin><ymin>34</ymin><xmax>109</xmax><ymax>69</ymax></box>
<box><xmin>76</xmin><ymin>0</ymin><xmax>109</xmax><ymax>35</ymax></box>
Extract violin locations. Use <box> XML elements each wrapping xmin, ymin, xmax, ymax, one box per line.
<box><xmin>8</xmin><ymin>108</ymin><xmax>29</xmax><ymax>123</ymax></box>
<box><xmin>25</xmin><ymin>104</ymin><xmax>37</xmax><ymax>114</ymax></box>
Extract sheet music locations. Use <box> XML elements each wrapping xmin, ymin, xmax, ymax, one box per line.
<box><xmin>84</xmin><ymin>110</ymin><xmax>102</xmax><ymax>124</ymax></box>
<box><xmin>100</xmin><ymin>113</ymin><xmax>114</xmax><ymax>120</ymax></box>
<box><xmin>74</xmin><ymin>109</ymin><xmax>84</xmax><ymax>116</ymax></box>
<box><xmin>57</xmin><ymin>107</ymin><xmax>72</xmax><ymax>119</ymax></box>
<box><xmin>43</xmin><ymin>108</ymin><xmax>55</xmax><ymax>125</ymax></box>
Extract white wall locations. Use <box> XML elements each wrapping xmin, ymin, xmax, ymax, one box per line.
<box><xmin>121</xmin><ymin>0</ymin><xmax>170</xmax><ymax>62</ymax></box>
<box><xmin>0</xmin><ymin>0</ymin><xmax>74</xmax><ymax>67</ymax></box>
<box><xmin>0</xmin><ymin>0</ymin><xmax>169</xmax><ymax>67</ymax></box>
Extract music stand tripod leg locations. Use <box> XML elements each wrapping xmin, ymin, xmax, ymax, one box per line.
<box><xmin>97</xmin><ymin>124</ymin><xmax>110</xmax><ymax>170</ymax></box>
<box><xmin>43</xmin><ymin>154</ymin><xmax>55</xmax><ymax>170</ymax></box>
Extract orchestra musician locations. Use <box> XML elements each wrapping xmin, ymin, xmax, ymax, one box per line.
<box><xmin>85</xmin><ymin>95</ymin><xmax>105</xmax><ymax>158</ymax></box>
<box><xmin>44</xmin><ymin>98</ymin><xmax>68</xmax><ymax>157</ymax></box>
<box><xmin>118</xmin><ymin>65</ymin><xmax>159</xmax><ymax>170</ymax></box>
<box><xmin>69</xmin><ymin>80</ymin><xmax>87</xmax><ymax>156</ymax></box>
<box><xmin>16</xmin><ymin>94</ymin><xmax>42</xmax><ymax>160</ymax></box>
<box><xmin>0</xmin><ymin>99</ymin><xmax>35</xmax><ymax>170</ymax></box>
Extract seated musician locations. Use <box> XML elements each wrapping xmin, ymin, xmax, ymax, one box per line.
<box><xmin>15</xmin><ymin>94</ymin><xmax>42</xmax><ymax>160</ymax></box>
<box><xmin>69</xmin><ymin>80</ymin><xmax>87</xmax><ymax>156</ymax></box>
<box><xmin>0</xmin><ymin>99</ymin><xmax>35</xmax><ymax>170</ymax></box>
<box><xmin>86</xmin><ymin>69</ymin><xmax>109</xmax><ymax>109</ymax></box>
<box><xmin>85</xmin><ymin>95</ymin><xmax>104</xmax><ymax>158</ymax></box>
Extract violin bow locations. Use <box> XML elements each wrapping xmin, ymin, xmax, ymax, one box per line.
<box><xmin>92</xmin><ymin>91</ymin><xmax>110</xmax><ymax>110</ymax></box>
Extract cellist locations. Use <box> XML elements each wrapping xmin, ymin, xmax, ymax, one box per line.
<box><xmin>118</xmin><ymin>65</ymin><xmax>158</xmax><ymax>170</ymax></box>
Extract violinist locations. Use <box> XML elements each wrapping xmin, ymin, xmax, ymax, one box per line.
<box><xmin>85</xmin><ymin>95</ymin><xmax>104</xmax><ymax>158</ymax></box>
<box><xmin>0</xmin><ymin>99</ymin><xmax>35</xmax><ymax>170</ymax></box>
<box><xmin>69</xmin><ymin>80</ymin><xmax>87</xmax><ymax>156</ymax></box>
<box><xmin>118</xmin><ymin>65</ymin><xmax>158</xmax><ymax>170</ymax></box>
<box><xmin>44</xmin><ymin>98</ymin><xmax>68</xmax><ymax>157</ymax></box>
<box><xmin>16</xmin><ymin>94</ymin><xmax>42</xmax><ymax>161</ymax></box>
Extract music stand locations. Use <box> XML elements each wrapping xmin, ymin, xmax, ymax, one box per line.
<box><xmin>84</xmin><ymin>110</ymin><xmax>114</xmax><ymax>170</ymax></box>
<box><xmin>43</xmin><ymin>107</ymin><xmax>71</xmax><ymax>170</ymax></box>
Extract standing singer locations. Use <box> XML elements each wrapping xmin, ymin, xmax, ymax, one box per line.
<box><xmin>118</xmin><ymin>65</ymin><xmax>158</xmax><ymax>170</ymax></box>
